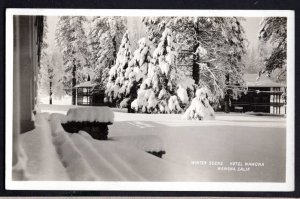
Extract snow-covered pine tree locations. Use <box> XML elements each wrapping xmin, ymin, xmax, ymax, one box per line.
<box><xmin>87</xmin><ymin>17</ymin><xmax>126</xmax><ymax>86</ymax></box>
<box><xmin>172</xmin><ymin>17</ymin><xmax>247</xmax><ymax>102</ymax></box>
<box><xmin>143</xmin><ymin>17</ymin><xmax>247</xmax><ymax>104</ymax></box>
<box><xmin>258</xmin><ymin>17</ymin><xmax>287</xmax><ymax>82</ymax></box>
<box><xmin>106</xmin><ymin>30</ymin><xmax>132</xmax><ymax>106</ymax></box>
<box><xmin>131</xmin><ymin>28</ymin><xmax>191</xmax><ymax>114</ymax></box>
<box><xmin>182</xmin><ymin>87</ymin><xmax>215</xmax><ymax>120</ymax></box>
<box><xmin>116</xmin><ymin>37</ymin><xmax>153</xmax><ymax>112</ymax></box>
<box><xmin>55</xmin><ymin>16</ymin><xmax>88</xmax><ymax>105</ymax></box>
<box><xmin>142</xmin><ymin>17</ymin><xmax>169</xmax><ymax>45</ymax></box>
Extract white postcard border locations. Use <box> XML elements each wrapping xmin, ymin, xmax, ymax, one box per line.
<box><xmin>5</xmin><ymin>9</ymin><xmax>295</xmax><ymax>191</ymax></box>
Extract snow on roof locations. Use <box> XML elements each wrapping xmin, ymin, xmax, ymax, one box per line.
<box><xmin>63</xmin><ymin>107</ymin><xmax>114</xmax><ymax>123</ymax></box>
<box><xmin>74</xmin><ymin>81</ymin><xmax>97</xmax><ymax>88</ymax></box>
<box><xmin>244</xmin><ymin>73</ymin><xmax>286</xmax><ymax>88</ymax></box>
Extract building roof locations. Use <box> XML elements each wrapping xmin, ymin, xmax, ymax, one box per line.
<box><xmin>244</xmin><ymin>73</ymin><xmax>286</xmax><ymax>88</ymax></box>
<box><xmin>74</xmin><ymin>81</ymin><xmax>97</xmax><ymax>88</ymax></box>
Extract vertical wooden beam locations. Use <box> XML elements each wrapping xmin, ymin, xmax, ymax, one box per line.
<box><xmin>13</xmin><ymin>16</ymin><xmax>35</xmax><ymax>136</ymax></box>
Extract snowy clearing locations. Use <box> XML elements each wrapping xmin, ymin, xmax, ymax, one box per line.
<box><xmin>17</xmin><ymin>104</ymin><xmax>286</xmax><ymax>182</ymax></box>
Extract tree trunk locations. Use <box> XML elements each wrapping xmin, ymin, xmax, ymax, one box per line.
<box><xmin>72</xmin><ymin>60</ymin><xmax>77</xmax><ymax>105</ymax></box>
<box><xmin>49</xmin><ymin>81</ymin><xmax>52</xmax><ymax>105</ymax></box>
<box><xmin>193</xmin><ymin>43</ymin><xmax>200</xmax><ymax>84</ymax></box>
<box><xmin>224</xmin><ymin>74</ymin><xmax>230</xmax><ymax>113</ymax></box>
<box><xmin>112</xmin><ymin>36</ymin><xmax>117</xmax><ymax>65</ymax></box>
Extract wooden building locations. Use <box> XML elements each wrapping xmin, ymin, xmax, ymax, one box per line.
<box><xmin>74</xmin><ymin>81</ymin><xmax>106</xmax><ymax>106</ymax></box>
<box><xmin>231</xmin><ymin>74</ymin><xmax>286</xmax><ymax>114</ymax></box>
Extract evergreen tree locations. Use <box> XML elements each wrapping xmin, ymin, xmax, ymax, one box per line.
<box><xmin>106</xmin><ymin>31</ymin><xmax>132</xmax><ymax>106</ymax></box>
<box><xmin>143</xmin><ymin>17</ymin><xmax>247</xmax><ymax>102</ymax></box>
<box><xmin>117</xmin><ymin>37</ymin><xmax>153</xmax><ymax>112</ymax></box>
<box><xmin>258</xmin><ymin>17</ymin><xmax>287</xmax><ymax>82</ymax></box>
<box><xmin>131</xmin><ymin>28</ymin><xmax>192</xmax><ymax>113</ymax></box>
<box><xmin>142</xmin><ymin>17</ymin><xmax>172</xmax><ymax>46</ymax></box>
<box><xmin>55</xmin><ymin>16</ymin><xmax>88</xmax><ymax>105</ymax></box>
<box><xmin>38</xmin><ymin>49</ymin><xmax>64</xmax><ymax>104</ymax></box>
<box><xmin>87</xmin><ymin>17</ymin><xmax>126</xmax><ymax>85</ymax></box>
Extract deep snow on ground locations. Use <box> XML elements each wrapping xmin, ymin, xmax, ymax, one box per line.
<box><xmin>39</xmin><ymin>95</ymin><xmax>72</xmax><ymax>105</ymax></box>
<box><xmin>24</xmin><ymin>104</ymin><xmax>286</xmax><ymax>182</ymax></box>
<box><xmin>18</xmin><ymin>114</ymin><xmax>69</xmax><ymax>180</ymax></box>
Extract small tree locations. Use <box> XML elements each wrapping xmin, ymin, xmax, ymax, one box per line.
<box><xmin>38</xmin><ymin>50</ymin><xmax>64</xmax><ymax>104</ymax></box>
<box><xmin>182</xmin><ymin>87</ymin><xmax>215</xmax><ymax>120</ymax></box>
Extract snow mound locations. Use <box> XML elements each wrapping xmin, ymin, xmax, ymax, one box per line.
<box><xmin>114</xmin><ymin>135</ymin><xmax>165</xmax><ymax>153</ymax></box>
<box><xmin>12</xmin><ymin>141</ymin><xmax>29</xmax><ymax>180</ymax></box>
<box><xmin>62</xmin><ymin>107</ymin><xmax>114</xmax><ymax>123</ymax></box>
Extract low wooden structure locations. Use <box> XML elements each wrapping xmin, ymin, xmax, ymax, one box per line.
<box><xmin>231</xmin><ymin>74</ymin><xmax>286</xmax><ymax>114</ymax></box>
<box><xmin>74</xmin><ymin>81</ymin><xmax>106</xmax><ymax>106</ymax></box>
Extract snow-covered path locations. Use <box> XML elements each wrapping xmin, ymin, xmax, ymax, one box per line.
<box><xmin>36</xmin><ymin>104</ymin><xmax>286</xmax><ymax>182</ymax></box>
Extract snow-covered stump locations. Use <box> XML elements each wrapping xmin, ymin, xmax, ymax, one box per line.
<box><xmin>61</xmin><ymin>107</ymin><xmax>114</xmax><ymax>140</ymax></box>
<box><xmin>114</xmin><ymin>135</ymin><xmax>166</xmax><ymax>158</ymax></box>
<box><xmin>148</xmin><ymin>151</ymin><xmax>166</xmax><ymax>158</ymax></box>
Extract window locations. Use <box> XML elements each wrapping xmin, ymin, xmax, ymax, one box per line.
<box><xmin>83</xmin><ymin>96</ymin><xmax>90</xmax><ymax>104</ymax></box>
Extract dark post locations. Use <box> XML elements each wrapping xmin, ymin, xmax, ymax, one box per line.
<box><xmin>49</xmin><ymin>81</ymin><xmax>52</xmax><ymax>104</ymax></box>
<box><xmin>72</xmin><ymin>59</ymin><xmax>76</xmax><ymax>105</ymax></box>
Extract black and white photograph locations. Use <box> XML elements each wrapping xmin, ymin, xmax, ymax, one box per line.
<box><xmin>5</xmin><ymin>9</ymin><xmax>294</xmax><ymax>191</ymax></box>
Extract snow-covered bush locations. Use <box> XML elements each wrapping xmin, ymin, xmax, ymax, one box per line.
<box><xmin>182</xmin><ymin>87</ymin><xmax>215</xmax><ymax>120</ymax></box>
<box><xmin>61</xmin><ymin>107</ymin><xmax>114</xmax><ymax>140</ymax></box>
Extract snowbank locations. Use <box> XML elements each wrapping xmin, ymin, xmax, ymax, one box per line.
<box><xmin>16</xmin><ymin>113</ymin><xmax>69</xmax><ymax>180</ymax></box>
<box><xmin>63</xmin><ymin>107</ymin><xmax>114</xmax><ymax>123</ymax></box>
<box><xmin>49</xmin><ymin>114</ymin><xmax>98</xmax><ymax>180</ymax></box>
<box><xmin>113</xmin><ymin>135</ymin><xmax>165</xmax><ymax>153</ymax></box>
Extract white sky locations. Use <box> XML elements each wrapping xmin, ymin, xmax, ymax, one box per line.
<box><xmin>46</xmin><ymin>16</ymin><xmax>263</xmax><ymax>50</ymax></box>
<box><xmin>241</xmin><ymin>17</ymin><xmax>262</xmax><ymax>49</ymax></box>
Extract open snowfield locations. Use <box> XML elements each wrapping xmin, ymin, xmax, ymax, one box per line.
<box><xmin>32</xmin><ymin>104</ymin><xmax>287</xmax><ymax>182</ymax></box>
